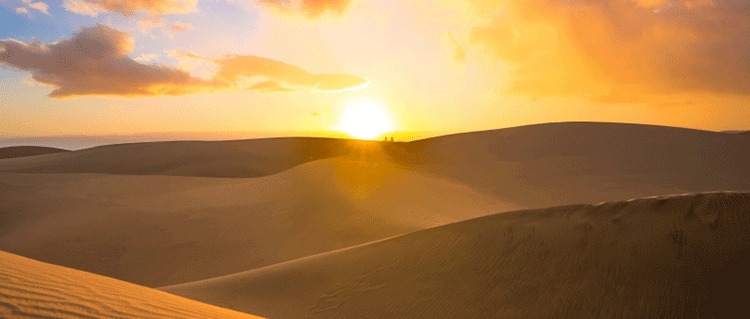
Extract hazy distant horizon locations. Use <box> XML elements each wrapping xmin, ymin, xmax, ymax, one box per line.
<box><xmin>0</xmin><ymin>130</ymin><xmax>449</xmax><ymax>150</ymax></box>
<box><xmin>2</xmin><ymin>121</ymin><xmax>747</xmax><ymax>150</ymax></box>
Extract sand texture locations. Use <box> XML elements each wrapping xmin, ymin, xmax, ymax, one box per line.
<box><xmin>0</xmin><ymin>250</ymin><xmax>262</xmax><ymax>319</ymax></box>
<box><xmin>0</xmin><ymin>157</ymin><xmax>508</xmax><ymax>287</ymax></box>
<box><xmin>1</xmin><ymin>122</ymin><xmax>749</xmax><ymax>318</ymax></box>
<box><xmin>165</xmin><ymin>192</ymin><xmax>750</xmax><ymax>318</ymax></box>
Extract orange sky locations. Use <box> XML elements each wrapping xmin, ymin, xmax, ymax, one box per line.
<box><xmin>1</xmin><ymin>0</ymin><xmax>749</xmax><ymax>140</ymax></box>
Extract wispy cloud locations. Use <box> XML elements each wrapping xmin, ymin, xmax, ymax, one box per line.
<box><xmin>257</xmin><ymin>0</ymin><xmax>353</xmax><ymax>18</ymax></box>
<box><xmin>214</xmin><ymin>53</ymin><xmax>370</xmax><ymax>92</ymax></box>
<box><xmin>0</xmin><ymin>25</ymin><xmax>369</xmax><ymax>98</ymax></box>
<box><xmin>135</xmin><ymin>15</ymin><xmax>193</xmax><ymax>36</ymax></box>
<box><xmin>133</xmin><ymin>53</ymin><xmax>160</xmax><ymax>62</ymax></box>
<box><xmin>167</xmin><ymin>21</ymin><xmax>193</xmax><ymax>36</ymax></box>
<box><xmin>63</xmin><ymin>0</ymin><xmax>197</xmax><ymax>16</ymax></box>
<box><xmin>135</xmin><ymin>15</ymin><xmax>164</xmax><ymax>32</ymax></box>
<box><xmin>23</xmin><ymin>0</ymin><xmax>49</xmax><ymax>15</ymax></box>
<box><xmin>14</xmin><ymin>0</ymin><xmax>49</xmax><ymax>16</ymax></box>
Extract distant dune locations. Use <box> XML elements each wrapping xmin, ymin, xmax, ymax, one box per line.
<box><xmin>0</xmin><ymin>138</ymin><xmax>356</xmax><ymax>178</ymax></box>
<box><xmin>0</xmin><ymin>250</ymin><xmax>261</xmax><ymax>319</ymax></box>
<box><xmin>0</xmin><ymin>146</ymin><xmax>67</xmax><ymax>159</ymax></box>
<box><xmin>1</xmin><ymin>122</ymin><xmax>749</xmax><ymax>290</ymax></box>
<box><xmin>401</xmin><ymin>122</ymin><xmax>750</xmax><ymax>207</ymax></box>
<box><xmin>1</xmin><ymin>122</ymin><xmax>748</xmax><ymax>205</ymax></box>
<box><xmin>164</xmin><ymin>192</ymin><xmax>750</xmax><ymax>319</ymax></box>
<box><xmin>0</xmin><ymin>158</ymin><xmax>509</xmax><ymax>287</ymax></box>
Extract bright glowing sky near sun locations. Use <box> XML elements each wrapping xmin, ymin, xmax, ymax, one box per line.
<box><xmin>1</xmin><ymin>0</ymin><xmax>749</xmax><ymax>141</ymax></box>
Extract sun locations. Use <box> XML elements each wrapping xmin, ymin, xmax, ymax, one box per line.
<box><xmin>337</xmin><ymin>98</ymin><xmax>394</xmax><ymax>140</ymax></box>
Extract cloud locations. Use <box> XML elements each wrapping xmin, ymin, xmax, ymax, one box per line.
<box><xmin>133</xmin><ymin>53</ymin><xmax>159</xmax><ymax>62</ymax></box>
<box><xmin>258</xmin><ymin>0</ymin><xmax>352</xmax><ymax>18</ymax></box>
<box><xmin>467</xmin><ymin>0</ymin><xmax>750</xmax><ymax>102</ymax></box>
<box><xmin>63</xmin><ymin>0</ymin><xmax>197</xmax><ymax>16</ymax></box>
<box><xmin>166</xmin><ymin>50</ymin><xmax>370</xmax><ymax>92</ymax></box>
<box><xmin>0</xmin><ymin>25</ymin><xmax>369</xmax><ymax>98</ymax></box>
<box><xmin>167</xmin><ymin>49</ymin><xmax>217</xmax><ymax>80</ymax></box>
<box><xmin>23</xmin><ymin>0</ymin><xmax>49</xmax><ymax>15</ymax></box>
<box><xmin>134</xmin><ymin>16</ymin><xmax>193</xmax><ymax>36</ymax></box>
<box><xmin>136</xmin><ymin>15</ymin><xmax>164</xmax><ymax>32</ymax></box>
<box><xmin>14</xmin><ymin>0</ymin><xmax>49</xmax><ymax>16</ymax></box>
<box><xmin>0</xmin><ymin>26</ymin><xmax>205</xmax><ymax>97</ymax></box>
<box><xmin>168</xmin><ymin>21</ymin><xmax>193</xmax><ymax>33</ymax></box>
<box><xmin>214</xmin><ymin>54</ymin><xmax>370</xmax><ymax>92</ymax></box>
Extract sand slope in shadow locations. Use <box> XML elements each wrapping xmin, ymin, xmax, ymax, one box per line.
<box><xmin>0</xmin><ymin>156</ymin><xmax>510</xmax><ymax>287</ymax></box>
<box><xmin>0</xmin><ymin>138</ymin><xmax>358</xmax><ymax>178</ymax></box>
<box><xmin>164</xmin><ymin>192</ymin><xmax>750</xmax><ymax>319</ymax></box>
<box><xmin>0</xmin><ymin>146</ymin><xmax>68</xmax><ymax>159</ymax></box>
<box><xmin>398</xmin><ymin>122</ymin><xmax>750</xmax><ymax>207</ymax></box>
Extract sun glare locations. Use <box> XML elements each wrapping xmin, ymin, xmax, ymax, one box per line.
<box><xmin>337</xmin><ymin>98</ymin><xmax>394</xmax><ymax>140</ymax></box>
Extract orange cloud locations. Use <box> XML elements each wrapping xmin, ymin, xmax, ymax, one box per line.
<box><xmin>63</xmin><ymin>0</ymin><xmax>197</xmax><ymax>16</ymax></box>
<box><xmin>215</xmin><ymin>54</ymin><xmax>369</xmax><ymax>92</ymax></box>
<box><xmin>468</xmin><ymin>0</ymin><xmax>750</xmax><ymax>102</ymax></box>
<box><xmin>168</xmin><ymin>21</ymin><xmax>193</xmax><ymax>34</ymax></box>
<box><xmin>258</xmin><ymin>0</ymin><xmax>352</xmax><ymax>17</ymax></box>
<box><xmin>0</xmin><ymin>26</ymin><xmax>369</xmax><ymax>98</ymax></box>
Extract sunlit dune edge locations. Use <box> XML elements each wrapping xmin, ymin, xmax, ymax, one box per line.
<box><xmin>0</xmin><ymin>250</ymin><xmax>263</xmax><ymax>319</ymax></box>
<box><xmin>163</xmin><ymin>192</ymin><xmax>750</xmax><ymax>318</ymax></box>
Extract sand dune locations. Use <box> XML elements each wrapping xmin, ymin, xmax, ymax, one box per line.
<box><xmin>0</xmin><ymin>146</ymin><xmax>68</xmax><ymax>159</ymax></box>
<box><xmin>164</xmin><ymin>192</ymin><xmax>750</xmax><ymax>319</ymax></box>
<box><xmin>722</xmin><ymin>130</ymin><xmax>750</xmax><ymax>134</ymax></box>
<box><xmin>1</xmin><ymin>122</ymin><xmax>749</xmax><ymax>290</ymax></box>
<box><xmin>397</xmin><ymin>122</ymin><xmax>750</xmax><ymax>207</ymax></box>
<box><xmin>0</xmin><ymin>250</ymin><xmax>261</xmax><ymax>319</ymax></box>
<box><xmin>0</xmin><ymin>138</ymin><xmax>360</xmax><ymax>178</ymax></box>
<box><xmin>2</xmin><ymin>122</ymin><xmax>748</xmax><ymax>207</ymax></box>
<box><xmin>0</xmin><ymin>156</ymin><xmax>510</xmax><ymax>287</ymax></box>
